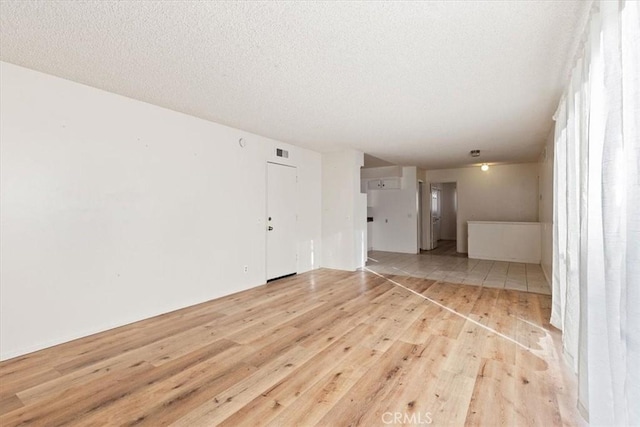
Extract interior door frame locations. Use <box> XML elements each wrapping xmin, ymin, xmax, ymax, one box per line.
<box><xmin>426</xmin><ymin>181</ymin><xmax>458</xmax><ymax>251</ymax></box>
<box><xmin>430</xmin><ymin>184</ymin><xmax>441</xmax><ymax>250</ymax></box>
<box><xmin>418</xmin><ymin>180</ymin><xmax>424</xmax><ymax>251</ymax></box>
<box><xmin>422</xmin><ymin>182</ymin><xmax>431</xmax><ymax>251</ymax></box>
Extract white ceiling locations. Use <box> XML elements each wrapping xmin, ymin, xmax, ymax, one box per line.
<box><xmin>0</xmin><ymin>1</ymin><xmax>591</xmax><ymax>169</ymax></box>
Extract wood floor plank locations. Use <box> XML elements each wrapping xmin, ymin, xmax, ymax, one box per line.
<box><xmin>0</xmin><ymin>395</ymin><xmax>23</xmax><ymax>415</ymax></box>
<box><xmin>0</xmin><ymin>360</ymin><xmax>156</xmax><ymax>426</ymax></box>
<box><xmin>315</xmin><ymin>340</ymin><xmax>426</xmax><ymax>426</ymax></box>
<box><xmin>217</xmin><ymin>323</ymin><xmax>370</xmax><ymax>427</ymax></box>
<box><xmin>73</xmin><ymin>345</ymin><xmax>256</xmax><ymax>426</ymax></box>
<box><xmin>171</xmin><ymin>344</ymin><xmax>316</xmax><ymax>426</ymax></box>
<box><xmin>514</xmin><ymin>356</ymin><xmax>564</xmax><ymax>426</ymax></box>
<box><xmin>16</xmin><ymin>338</ymin><xmax>237</xmax><ymax>407</ymax></box>
<box><xmin>430</xmin><ymin>369</ymin><xmax>477</xmax><ymax>425</ymax></box>
<box><xmin>465</xmin><ymin>357</ymin><xmax>524</xmax><ymax>426</ymax></box>
<box><xmin>0</xmin><ymin>301</ymin><xmax>228</xmax><ymax>379</ymax></box>
<box><xmin>0</xmin><ymin>368</ymin><xmax>62</xmax><ymax>403</ymax></box>
<box><xmin>265</xmin><ymin>344</ymin><xmax>381</xmax><ymax>427</ymax></box>
<box><xmin>53</xmin><ymin>309</ymin><xmax>228</xmax><ymax>375</ymax></box>
<box><xmin>0</xmin><ymin>268</ymin><xmax>584</xmax><ymax>426</ymax></box>
<box><xmin>359</xmin><ymin>334</ymin><xmax>455</xmax><ymax>426</ymax></box>
<box><xmin>1</xmin><ymin>338</ymin><xmax>238</xmax><ymax>426</ymax></box>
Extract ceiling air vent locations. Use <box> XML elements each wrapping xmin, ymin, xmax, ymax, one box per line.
<box><xmin>276</xmin><ymin>148</ymin><xmax>289</xmax><ymax>158</ymax></box>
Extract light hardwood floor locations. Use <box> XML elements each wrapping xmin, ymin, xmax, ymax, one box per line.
<box><xmin>0</xmin><ymin>269</ymin><xmax>584</xmax><ymax>426</ymax></box>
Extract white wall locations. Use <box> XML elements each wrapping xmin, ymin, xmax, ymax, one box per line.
<box><xmin>321</xmin><ymin>150</ymin><xmax>367</xmax><ymax>271</ymax></box>
<box><xmin>440</xmin><ymin>182</ymin><xmax>457</xmax><ymax>240</ymax></box>
<box><xmin>538</xmin><ymin>128</ymin><xmax>554</xmax><ymax>284</ymax></box>
<box><xmin>425</xmin><ymin>163</ymin><xmax>539</xmax><ymax>253</ymax></box>
<box><xmin>0</xmin><ymin>62</ymin><xmax>322</xmax><ymax>360</ymax></box>
<box><xmin>468</xmin><ymin>221</ymin><xmax>541</xmax><ymax>264</ymax></box>
<box><xmin>367</xmin><ymin>166</ymin><xmax>419</xmax><ymax>254</ymax></box>
<box><xmin>361</xmin><ymin>165</ymin><xmax>403</xmax><ymax>179</ymax></box>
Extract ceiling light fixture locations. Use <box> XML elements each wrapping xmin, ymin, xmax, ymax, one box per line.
<box><xmin>481</xmin><ymin>163</ymin><xmax>489</xmax><ymax>171</ymax></box>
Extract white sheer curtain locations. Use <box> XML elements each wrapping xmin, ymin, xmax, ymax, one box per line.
<box><xmin>551</xmin><ymin>0</ymin><xmax>640</xmax><ymax>425</ymax></box>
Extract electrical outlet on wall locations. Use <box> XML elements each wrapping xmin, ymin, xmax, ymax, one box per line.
<box><xmin>243</xmin><ymin>265</ymin><xmax>249</xmax><ymax>273</ymax></box>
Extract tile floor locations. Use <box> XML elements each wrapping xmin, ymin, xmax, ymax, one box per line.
<box><xmin>365</xmin><ymin>240</ymin><xmax>551</xmax><ymax>295</ymax></box>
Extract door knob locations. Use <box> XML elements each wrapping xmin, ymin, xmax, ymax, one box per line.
<box><xmin>268</xmin><ymin>226</ymin><xmax>273</xmax><ymax>231</ymax></box>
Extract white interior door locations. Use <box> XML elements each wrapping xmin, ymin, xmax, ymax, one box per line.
<box><xmin>266</xmin><ymin>162</ymin><xmax>297</xmax><ymax>281</ymax></box>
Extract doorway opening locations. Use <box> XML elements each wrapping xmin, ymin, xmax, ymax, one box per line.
<box><xmin>427</xmin><ymin>182</ymin><xmax>457</xmax><ymax>252</ymax></box>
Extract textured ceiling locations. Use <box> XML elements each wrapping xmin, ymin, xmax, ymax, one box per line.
<box><xmin>0</xmin><ymin>1</ymin><xmax>591</xmax><ymax>169</ymax></box>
